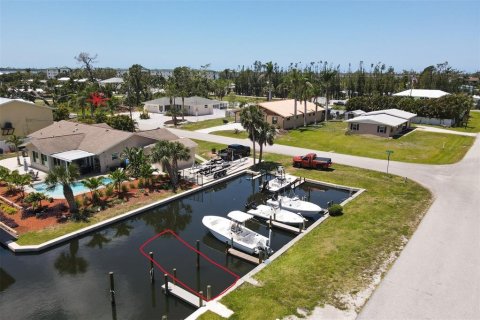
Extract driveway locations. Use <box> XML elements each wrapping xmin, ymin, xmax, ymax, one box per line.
<box><xmin>168</xmin><ymin>128</ymin><xmax>480</xmax><ymax>319</ymax></box>
<box><xmin>125</xmin><ymin>109</ymin><xmax>226</xmax><ymax>131</ymax></box>
<box><xmin>196</xmin><ymin>122</ymin><xmax>245</xmax><ymax>134</ymax></box>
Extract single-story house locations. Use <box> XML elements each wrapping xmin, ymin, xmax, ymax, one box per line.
<box><xmin>0</xmin><ymin>98</ymin><xmax>53</xmax><ymax>152</ymax></box>
<box><xmin>393</xmin><ymin>89</ymin><xmax>450</xmax><ymax>99</ymax></box>
<box><xmin>346</xmin><ymin>108</ymin><xmax>417</xmax><ymax>138</ymax></box>
<box><xmin>143</xmin><ymin>96</ymin><xmax>228</xmax><ymax>116</ymax></box>
<box><xmin>24</xmin><ymin>121</ymin><xmax>196</xmax><ymax>175</ymax></box>
<box><xmin>344</xmin><ymin>109</ymin><xmax>366</xmax><ymax>120</ymax></box>
<box><xmin>234</xmin><ymin>99</ymin><xmax>324</xmax><ymax>130</ymax></box>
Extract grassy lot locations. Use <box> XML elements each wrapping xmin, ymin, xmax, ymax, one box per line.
<box><xmin>191</xmin><ymin>141</ymin><xmax>432</xmax><ymax>319</ymax></box>
<box><xmin>181</xmin><ymin>116</ymin><xmax>234</xmax><ymax>131</ymax></box>
<box><xmin>274</xmin><ymin>122</ymin><xmax>474</xmax><ymax>164</ymax></box>
<box><xmin>414</xmin><ymin>110</ymin><xmax>480</xmax><ymax>133</ymax></box>
<box><xmin>16</xmin><ymin>188</ymin><xmax>181</xmax><ymax>245</ymax></box>
<box><xmin>213</xmin><ymin>130</ymin><xmax>249</xmax><ymax>139</ymax></box>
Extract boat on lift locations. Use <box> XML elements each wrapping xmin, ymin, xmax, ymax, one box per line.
<box><xmin>247</xmin><ymin>204</ymin><xmax>305</xmax><ymax>225</ymax></box>
<box><xmin>266</xmin><ymin>195</ymin><xmax>322</xmax><ymax>219</ymax></box>
<box><xmin>202</xmin><ymin>211</ymin><xmax>272</xmax><ymax>255</ymax></box>
<box><xmin>263</xmin><ymin>166</ymin><xmax>298</xmax><ymax>193</ymax></box>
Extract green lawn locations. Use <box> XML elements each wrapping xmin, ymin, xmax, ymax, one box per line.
<box><xmin>274</xmin><ymin>122</ymin><xmax>474</xmax><ymax>164</ymax></box>
<box><xmin>213</xmin><ymin>130</ymin><xmax>249</xmax><ymax>139</ymax></box>
<box><xmin>415</xmin><ymin>110</ymin><xmax>480</xmax><ymax>133</ymax></box>
<box><xmin>181</xmin><ymin>116</ymin><xmax>234</xmax><ymax>131</ymax></box>
<box><xmin>190</xmin><ymin>147</ymin><xmax>432</xmax><ymax>319</ymax></box>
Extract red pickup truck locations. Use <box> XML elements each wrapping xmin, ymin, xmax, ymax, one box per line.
<box><xmin>292</xmin><ymin>153</ymin><xmax>332</xmax><ymax>169</ymax></box>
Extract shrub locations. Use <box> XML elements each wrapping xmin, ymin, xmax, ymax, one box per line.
<box><xmin>0</xmin><ymin>203</ymin><xmax>16</xmax><ymax>215</ymax></box>
<box><xmin>138</xmin><ymin>179</ymin><xmax>144</xmax><ymax>189</ymax></box>
<box><xmin>121</xmin><ymin>184</ymin><xmax>129</xmax><ymax>193</ymax></box>
<box><xmin>130</xmin><ymin>182</ymin><xmax>136</xmax><ymax>190</ymax></box>
<box><xmin>223</xmin><ymin>118</ymin><xmax>229</xmax><ymax>124</ymax></box>
<box><xmin>97</xmin><ymin>190</ymin><xmax>104</xmax><ymax>198</ymax></box>
<box><xmin>49</xmin><ymin>197</ymin><xmax>54</xmax><ymax>203</ymax></box>
<box><xmin>328</xmin><ymin>204</ymin><xmax>343</xmax><ymax>216</ymax></box>
<box><xmin>139</xmin><ymin>111</ymin><xmax>150</xmax><ymax>119</ymax></box>
<box><xmin>105</xmin><ymin>185</ymin><xmax>114</xmax><ymax>197</ymax></box>
<box><xmin>211</xmin><ymin>148</ymin><xmax>216</xmax><ymax>154</ymax></box>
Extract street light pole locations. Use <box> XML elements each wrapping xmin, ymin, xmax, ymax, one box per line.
<box><xmin>386</xmin><ymin>150</ymin><xmax>394</xmax><ymax>174</ymax></box>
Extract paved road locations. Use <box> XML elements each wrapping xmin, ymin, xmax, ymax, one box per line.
<box><xmin>170</xmin><ymin>128</ymin><xmax>480</xmax><ymax>319</ymax></box>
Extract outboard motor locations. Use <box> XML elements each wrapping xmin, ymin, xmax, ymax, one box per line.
<box><xmin>261</xmin><ymin>181</ymin><xmax>269</xmax><ymax>192</ymax></box>
<box><xmin>245</xmin><ymin>201</ymin><xmax>257</xmax><ymax>210</ymax></box>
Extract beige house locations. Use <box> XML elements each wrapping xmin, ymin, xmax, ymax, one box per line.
<box><xmin>346</xmin><ymin>109</ymin><xmax>416</xmax><ymax>138</ymax></box>
<box><xmin>0</xmin><ymin>98</ymin><xmax>53</xmax><ymax>151</ymax></box>
<box><xmin>235</xmin><ymin>99</ymin><xmax>324</xmax><ymax>130</ymax></box>
<box><xmin>24</xmin><ymin>121</ymin><xmax>196</xmax><ymax>175</ymax></box>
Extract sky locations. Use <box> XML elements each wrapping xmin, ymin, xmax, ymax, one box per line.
<box><xmin>0</xmin><ymin>0</ymin><xmax>479</xmax><ymax>72</ymax></box>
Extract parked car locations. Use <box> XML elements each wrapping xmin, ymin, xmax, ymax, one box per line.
<box><xmin>219</xmin><ymin>144</ymin><xmax>251</xmax><ymax>161</ymax></box>
<box><xmin>292</xmin><ymin>153</ymin><xmax>332</xmax><ymax>169</ymax></box>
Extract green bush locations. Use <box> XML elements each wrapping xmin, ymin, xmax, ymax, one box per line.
<box><xmin>139</xmin><ymin>111</ymin><xmax>150</xmax><ymax>119</ymax></box>
<box><xmin>129</xmin><ymin>182</ymin><xmax>136</xmax><ymax>190</ymax></box>
<box><xmin>105</xmin><ymin>185</ymin><xmax>114</xmax><ymax>197</ymax></box>
<box><xmin>328</xmin><ymin>204</ymin><xmax>343</xmax><ymax>216</ymax></box>
<box><xmin>0</xmin><ymin>203</ymin><xmax>17</xmax><ymax>215</ymax></box>
<box><xmin>138</xmin><ymin>179</ymin><xmax>144</xmax><ymax>189</ymax></box>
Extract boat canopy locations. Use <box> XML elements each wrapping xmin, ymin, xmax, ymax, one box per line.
<box><xmin>227</xmin><ymin>211</ymin><xmax>253</xmax><ymax>223</ymax></box>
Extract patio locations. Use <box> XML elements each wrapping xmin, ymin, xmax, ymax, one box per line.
<box><xmin>0</xmin><ymin>156</ymin><xmax>48</xmax><ymax>181</ymax></box>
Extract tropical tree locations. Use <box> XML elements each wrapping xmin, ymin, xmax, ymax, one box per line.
<box><xmin>6</xmin><ymin>170</ymin><xmax>31</xmax><ymax>197</ymax></box>
<box><xmin>74</xmin><ymin>52</ymin><xmax>98</xmax><ymax>82</ymax></box>
<box><xmin>81</xmin><ymin>177</ymin><xmax>104</xmax><ymax>204</ymax></box>
<box><xmin>106</xmin><ymin>115</ymin><xmax>136</xmax><ymax>132</ymax></box>
<box><xmin>24</xmin><ymin>192</ymin><xmax>47</xmax><ymax>211</ymax></box>
<box><xmin>173</xmin><ymin>67</ymin><xmax>192</xmax><ymax>121</ymax></box>
<box><xmin>7</xmin><ymin>135</ymin><xmax>24</xmax><ymax>166</ymax></box>
<box><xmin>121</xmin><ymin>147</ymin><xmax>148</xmax><ymax>178</ymax></box>
<box><xmin>150</xmin><ymin>140</ymin><xmax>190</xmax><ymax>190</ymax></box>
<box><xmin>107</xmin><ymin>96</ymin><xmax>121</xmax><ymax>115</ymax></box>
<box><xmin>45</xmin><ymin>164</ymin><xmax>80</xmax><ymax>215</ymax></box>
<box><xmin>0</xmin><ymin>166</ymin><xmax>10</xmax><ymax>185</ymax></box>
<box><xmin>138</xmin><ymin>163</ymin><xmax>157</xmax><ymax>187</ymax></box>
<box><xmin>256</xmin><ymin>122</ymin><xmax>276</xmax><ymax>163</ymax></box>
<box><xmin>240</xmin><ymin>105</ymin><xmax>264</xmax><ymax>165</ymax></box>
<box><xmin>108</xmin><ymin>168</ymin><xmax>128</xmax><ymax>194</ymax></box>
<box><xmin>260</xmin><ymin>61</ymin><xmax>275</xmax><ymax>101</ymax></box>
<box><xmin>319</xmin><ymin>67</ymin><xmax>338</xmax><ymax>122</ymax></box>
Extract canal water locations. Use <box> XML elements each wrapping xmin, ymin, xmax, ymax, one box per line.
<box><xmin>0</xmin><ymin>174</ymin><xmax>351</xmax><ymax>320</ymax></box>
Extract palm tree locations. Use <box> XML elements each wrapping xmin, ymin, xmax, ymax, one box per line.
<box><xmin>150</xmin><ymin>140</ymin><xmax>190</xmax><ymax>190</ymax></box>
<box><xmin>24</xmin><ymin>192</ymin><xmax>47</xmax><ymax>211</ymax></box>
<box><xmin>7</xmin><ymin>170</ymin><xmax>31</xmax><ymax>197</ymax></box>
<box><xmin>45</xmin><ymin>164</ymin><xmax>80</xmax><ymax>214</ymax></box>
<box><xmin>7</xmin><ymin>135</ymin><xmax>24</xmax><ymax>166</ymax></box>
<box><xmin>121</xmin><ymin>147</ymin><xmax>148</xmax><ymax>178</ymax></box>
<box><xmin>240</xmin><ymin>105</ymin><xmax>264</xmax><ymax>165</ymax></box>
<box><xmin>319</xmin><ymin>68</ymin><xmax>338</xmax><ymax>122</ymax></box>
<box><xmin>108</xmin><ymin>168</ymin><xmax>128</xmax><ymax>194</ymax></box>
<box><xmin>81</xmin><ymin>177</ymin><xmax>104</xmax><ymax>204</ymax></box>
<box><xmin>300</xmin><ymin>73</ymin><xmax>313</xmax><ymax>127</ymax></box>
<box><xmin>256</xmin><ymin>122</ymin><xmax>276</xmax><ymax>163</ymax></box>
<box><xmin>260</xmin><ymin>61</ymin><xmax>274</xmax><ymax>101</ymax></box>
<box><xmin>138</xmin><ymin>163</ymin><xmax>157</xmax><ymax>187</ymax></box>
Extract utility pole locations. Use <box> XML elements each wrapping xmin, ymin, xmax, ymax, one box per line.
<box><xmin>386</xmin><ymin>150</ymin><xmax>394</xmax><ymax>174</ymax></box>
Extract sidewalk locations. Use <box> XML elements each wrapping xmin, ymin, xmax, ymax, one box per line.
<box><xmin>415</xmin><ymin>125</ymin><xmax>477</xmax><ymax>136</ymax></box>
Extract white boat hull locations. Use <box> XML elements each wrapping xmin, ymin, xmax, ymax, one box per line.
<box><xmin>202</xmin><ymin>215</ymin><xmax>269</xmax><ymax>255</ymax></box>
<box><xmin>265</xmin><ymin>174</ymin><xmax>297</xmax><ymax>192</ymax></box>
<box><xmin>247</xmin><ymin>204</ymin><xmax>305</xmax><ymax>225</ymax></box>
<box><xmin>267</xmin><ymin>196</ymin><xmax>322</xmax><ymax>218</ymax></box>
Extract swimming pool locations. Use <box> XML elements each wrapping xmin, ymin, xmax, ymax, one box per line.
<box><xmin>32</xmin><ymin>177</ymin><xmax>114</xmax><ymax>198</ymax></box>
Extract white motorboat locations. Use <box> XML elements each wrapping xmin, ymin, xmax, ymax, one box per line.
<box><xmin>202</xmin><ymin>211</ymin><xmax>272</xmax><ymax>255</ymax></box>
<box><xmin>267</xmin><ymin>195</ymin><xmax>322</xmax><ymax>219</ymax></box>
<box><xmin>247</xmin><ymin>204</ymin><xmax>305</xmax><ymax>225</ymax></box>
<box><xmin>263</xmin><ymin>166</ymin><xmax>298</xmax><ymax>193</ymax></box>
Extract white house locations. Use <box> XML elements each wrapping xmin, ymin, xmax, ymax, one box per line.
<box><xmin>143</xmin><ymin>96</ymin><xmax>227</xmax><ymax>116</ymax></box>
<box><xmin>346</xmin><ymin>108</ymin><xmax>417</xmax><ymax>137</ymax></box>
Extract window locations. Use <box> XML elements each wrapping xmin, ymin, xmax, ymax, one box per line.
<box><xmin>377</xmin><ymin>125</ymin><xmax>387</xmax><ymax>133</ymax></box>
<box><xmin>350</xmin><ymin>123</ymin><xmax>359</xmax><ymax>131</ymax></box>
<box><xmin>272</xmin><ymin>116</ymin><xmax>278</xmax><ymax>125</ymax></box>
<box><xmin>53</xmin><ymin>158</ymin><xmax>62</xmax><ymax>167</ymax></box>
<box><xmin>112</xmin><ymin>153</ymin><xmax>119</xmax><ymax>160</ymax></box>
<box><xmin>286</xmin><ymin>117</ymin><xmax>291</xmax><ymax>121</ymax></box>
<box><xmin>32</xmin><ymin>151</ymin><xmax>38</xmax><ymax>163</ymax></box>
<box><xmin>41</xmin><ymin>154</ymin><xmax>48</xmax><ymax>166</ymax></box>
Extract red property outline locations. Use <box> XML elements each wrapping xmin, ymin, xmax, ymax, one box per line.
<box><xmin>139</xmin><ymin>229</ymin><xmax>240</xmax><ymax>301</ymax></box>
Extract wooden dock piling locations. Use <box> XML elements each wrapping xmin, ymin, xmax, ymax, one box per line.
<box><xmin>196</xmin><ymin>240</ymin><xmax>200</xmax><ymax>269</ymax></box>
<box><xmin>109</xmin><ymin>272</ymin><xmax>115</xmax><ymax>305</ymax></box>
<box><xmin>164</xmin><ymin>274</ymin><xmax>169</xmax><ymax>295</ymax></box>
<box><xmin>207</xmin><ymin>285</ymin><xmax>211</xmax><ymax>300</ymax></box>
<box><xmin>173</xmin><ymin>268</ymin><xmax>177</xmax><ymax>285</ymax></box>
<box><xmin>198</xmin><ymin>291</ymin><xmax>203</xmax><ymax>307</ymax></box>
<box><xmin>149</xmin><ymin>251</ymin><xmax>155</xmax><ymax>283</ymax></box>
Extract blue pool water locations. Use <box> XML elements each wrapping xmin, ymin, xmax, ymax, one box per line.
<box><xmin>32</xmin><ymin>177</ymin><xmax>114</xmax><ymax>198</ymax></box>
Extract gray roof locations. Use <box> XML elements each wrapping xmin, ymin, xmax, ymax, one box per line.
<box><xmin>144</xmin><ymin>96</ymin><xmax>225</xmax><ymax>106</ymax></box>
<box><xmin>27</xmin><ymin>120</ymin><xmax>195</xmax><ymax>155</ymax></box>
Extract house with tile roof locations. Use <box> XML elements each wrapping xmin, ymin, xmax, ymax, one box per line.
<box><xmin>24</xmin><ymin>121</ymin><xmax>196</xmax><ymax>175</ymax></box>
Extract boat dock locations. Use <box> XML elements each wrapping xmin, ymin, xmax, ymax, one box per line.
<box><xmin>270</xmin><ymin>220</ymin><xmax>304</xmax><ymax>234</ymax></box>
<box><xmin>227</xmin><ymin>248</ymin><xmax>261</xmax><ymax>265</ymax></box>
<box><xmin>162</xmin><ymin>284</ymin><xmax>206</xmax><ymax>308</ymax></box>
